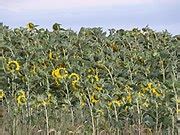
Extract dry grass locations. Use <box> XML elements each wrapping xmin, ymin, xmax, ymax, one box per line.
<box><xmin>0</xmin><ymin>107</ymin><xmax>179</xmax><ymax>135</ymax></box>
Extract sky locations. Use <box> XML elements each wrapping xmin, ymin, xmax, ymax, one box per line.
<box><xmin>0</xmin><ymin>0</ymin><xmax>180</xmax><ymax>34</ymax></box>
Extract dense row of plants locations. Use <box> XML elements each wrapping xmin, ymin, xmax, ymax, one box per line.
<box><xmin>0</xmin><ymin>23</ymin><xmax>179</xmax><ymax>134</ymax></box>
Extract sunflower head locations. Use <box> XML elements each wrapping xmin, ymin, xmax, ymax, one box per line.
<box><xmin>69</xmin><ymin>73</ymin><xmax>80</xmax><ymax>82</ymax></box>
<box><xmin>52</xmin><ymin>67</ymin><xmax>68</xmax><ymax>79</ymax></box>
<box><xmin>71</xmin><ymin>80</ymin><xmax>81</xmax><ymax>90</ymax></box>
<box><xmin>52</xmin><ymin>23</ymin><xmax>61</xmax><ymax>31</ymax></box>
<box><xmin>26</xmin><ymin>22</ymin><xmax>35</xmax><ymax>30</ymax></box>
<box><xmin>17</xmin><ymin>95</ymin><xmax>26</xmax><ymax>106</ymax></box>
<box><xmin>0</xmin><ymin>89</ymin><xmax>5</xmax><ymax>99</ymax></box>
<box><xmin>90</xmin><ymin>93</ymin><xmax>99</xmax><ymax>104</ymax></box>
<box><xmin>26</xmin><ymin>22</ymin><xmax>38</xmax><ymax>30</ymax></box>
<box><xmin>7</xmin><ymin>60</ymin><xmax>20</xmax><ymax>72</ymax></box>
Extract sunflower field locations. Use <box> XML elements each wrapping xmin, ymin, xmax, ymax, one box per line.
<box><xmin>0</xmin><ymin>23</ymin><xmax>179</xmax><ymax>135</ymax></box>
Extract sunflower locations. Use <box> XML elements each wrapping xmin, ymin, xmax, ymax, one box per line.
<box><xmin>90</xmin><ymin>93</ymin><xmax>99</xmax><ymax>104</ymax></box>
<box><xmin>69</xmin><ymin>73</ymin><xmax>80</xmax><ymax>82</ymax></box>
<box><xmin>71</xmin><ymin>80</ymin><xmax>80</xmax><ymax>90</ymax></box>
<box><xmin>16</xmin><ymin>95</ymin><xmax>26</xmax><ymax>106</ymax></box>
<box><xmin>108</xmin><ymin>100</ymin><xmax>122</xmax><ymax>107</ymax></box>
<box><xmin>52</xmin><ymin>67</ymin><xmax>68</xmax><ymax>79</ymax></box>
<box><xmin>26</xmin><ymin>22</ymin><xmax>34</xmax><ymax>30</ymax></box>
<box><xmin>52</xmin><ymin>23</ymin><xmax>61</xmax><ymax>31</ymax></box>
<box><xmin>7</xmin><ymin>60</ymin><xmax>20</xmax><ymax>72</ymax></box>
<box><xmin>26</xmin><ymin>22</ymin><xmax>38</xmax><ymax>30</ymax></box>
<box><xmin>0</xmin><ymin>89</ymin><xmax>5</xmax><ymax>99</ymax></box>
<box><xmin>16</xmin><ymin>90</ymin><xmax>26</xmax><ymax>106</ymax></box>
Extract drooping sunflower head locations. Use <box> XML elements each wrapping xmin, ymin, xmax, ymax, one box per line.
<box><xmin>7</xmin><ymin>60</ymin><xmax>20</xmax><ymax>72</ymax></box>
<box><xmin>16</xmin><ymin>90</ymin><xmax>26</xmax><ymax>106</ymax></box>
<box><xmin>26</xmin><ymin>22</ymin><xmax>35</xmax><ymax>30</ymax></box>
<box><xmin>69</xmin><ymin>73</ymin><xmax>80</xmax><ymax>82</ymax></box>
<box><xmin>52</xmin><ymin>69</ymin><xmax>59</xmax><ymax>78</ymax></box>
<box><xmin>16</xmin><ymin>95</ymin><xmax>26</xmax><ymax>106</ymax></box>
<box><xmin>71</xmin><ymin>80</ymin><xmax>81</xmax><ymax>90</ymax></box>
<box><xmin>52</xmin><ymin>23</ymin><xmax>61</xmax><ymax>31</ymax></box>
<box><xmin>52</xmin><ymin>67</ymin><xmax>68</xmax><ymax>79</ymax></box>
<box><xmin>90</xmin><ymin>93</ymin><xmax>99</xmax><ymax>104</ymax></box>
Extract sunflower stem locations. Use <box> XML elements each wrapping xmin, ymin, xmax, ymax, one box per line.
<box><xmin>87</xmin><ymin>89</ymin><xmax>96</xmax><ymax>135</ymax></box>
<box><xmin>44</xmin><ymin>104</ymin><xmax>49</xmax><ymax>135</ymax></box>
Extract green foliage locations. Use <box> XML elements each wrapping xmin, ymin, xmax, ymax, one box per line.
<box><xmin>0</xmin><ymin>23</ymin><xmax>179</xmax><ymax>134</ymax></box>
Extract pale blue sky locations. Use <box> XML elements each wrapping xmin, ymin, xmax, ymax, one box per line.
<box><xmin>0</xmin><ymin>0</ymin><xmax>180</xmax><ymax>34</ymax></box>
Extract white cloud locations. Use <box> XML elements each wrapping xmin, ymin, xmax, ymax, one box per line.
<box><xmin>0</xmin><ymin>0</ymin><xmax>152</xmax><ymax>12</ymax></box>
